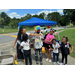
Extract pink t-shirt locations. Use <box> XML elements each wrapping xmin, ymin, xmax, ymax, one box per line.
<box><xmin>44</xmin><ymin>33</ymin><xmax>55</xmax><ymax>44</ymax></box>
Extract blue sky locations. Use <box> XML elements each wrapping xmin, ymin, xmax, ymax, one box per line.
<box><xmin>0</xmin><ymin>9</ymin><xmax>63</xmax><ymax>18</ymax></box>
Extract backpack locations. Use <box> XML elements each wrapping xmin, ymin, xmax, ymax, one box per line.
<box><xmin>44</xmin><ymin>33</ymin><xmax>49</xmax><ymax>39</ymax></box>
<box><xmin>60</xmin><ymin>42</ymin><xmax>69</xmax><ymax>48</ymax></box>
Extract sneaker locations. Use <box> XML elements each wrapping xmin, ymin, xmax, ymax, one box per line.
<box><xmin>14</xmin><ymin>60</ymin><xmax>18</xmax><ymax>65</ymax></box>
<box><xmin>23</xmin><ymin>59</ymin><xmax>25</xmax><ymax>63</ymax></box>
<box><xmin>65</xmin><ymin>64</ymin><xmax>67</xmax><ymax>65</ymax></box>
<box><xmin>36</xmin><ymin>61</ymin><xmax>39</xmax><ymax>64</ymax></box>
<box><xmin>49</xmin><ymin>59</ymin><xmax>51</xmax><ymax>62</ymax></box>
<box><xmin>60</xmin><ymin>63</ymin><xmax>64</xmax><ymax>65</ymax></box>
<box><xmin>57</xmin><ymin>61</ymin><xmax>60</xmax><ymax>65</ymax></box>
<box><xmin>46</xmin><ymin>58</ymin><xmax>49</xmax><ymax>61</ymax></box>
<box><xmin>40</xmin><ymin>62</ymin><xmax>43</xmax><ymax>65</ymax></box>
<box><xmin>53</xmin><ymin>62</ymin><xmax>55</xmax><ymax>65</ymax></box>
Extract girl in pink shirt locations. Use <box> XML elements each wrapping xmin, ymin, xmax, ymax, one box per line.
<box><xmin>43</xmin><ymin>29</ymin><xmax>55</xmax><ymax>62</ymax></box>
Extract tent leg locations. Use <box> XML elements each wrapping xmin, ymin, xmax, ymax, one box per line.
<box><xmin>18</xmin><ymin>26</ymin><xmax>20</xmax><ymax>31</ymax></box>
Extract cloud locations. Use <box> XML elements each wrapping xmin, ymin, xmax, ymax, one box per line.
<box><xmin>31</xmin><ymin>14</ymin><xmax>35</xmax><ymax>16</ymax></box>
<box><xmin>37</xmin><ymin>10</ymin><xmax>56</xmax><ymax>15</ymax></box>
<box><xmin>9</xmin><ymin>12</ymin><xmax>20</xmax><ymax>17</ymax></box>
<box><xmin>37</xmin><ymin>9</ymin><xmax>63</xmax><ymax>15</ymax></box>
<box><xmin>0</xmin><ymin>9</ymin><xmax>9</xmax><ymax>13</ymax></box>
<box><xmin>8</xmin><ymin>9</ymin><xmax>63</xmax><ymax>18</ymax></box>
<box><xmin>8</xmin><ymin>12</ymin><xmax>21</xmax><ymax>18</ymax></box>
<box><xmin>57</xmin><ymin>9</ymin><xmax>63</xmax><ymax>14</ymax></box>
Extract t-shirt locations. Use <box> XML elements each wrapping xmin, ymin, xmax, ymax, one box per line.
<box><xmin>44</xmin><ymin>33</ymin><xmax>55</xmax><ymax>44</ymax></box>
<box><xmin>17</xmin><ymin>32</ymin><xmax>30</xmax><ymax>45</ymax></box>
<box><xmin>52</xmin><ymin>42</ymin><xmax>60</xmax><ymax>53</ymax></box>
<box><xmin>33</xmin><ymin>33</ymin><xmax>43</xmax><ymax>49</ymax></box>
<box><xmin>60</xmin><ymin>42</ymin><xmax>71</xmax><ymax>55</ymax></box>
<box><xmin>20</xmin><ymin>39</ymin><xmax>30</xmax><ymax>50</ymax></box>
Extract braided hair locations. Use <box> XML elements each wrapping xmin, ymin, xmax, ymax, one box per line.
<box><xmin>17</xmin><ymin>27</ymin><xmax>24</xmax><ymax>41</ymax></box>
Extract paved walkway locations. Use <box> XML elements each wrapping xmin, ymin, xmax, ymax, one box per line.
<box><xmin>0</xmin><ymin>41</ymin><xmax>75</xmax><ymax>65</ymax></box>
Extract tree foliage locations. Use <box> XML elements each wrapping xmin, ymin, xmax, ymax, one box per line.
<box><xmin>0</xmin><ymin>9</ymin><xmax>75</xmax><ymax>27</ymax></box>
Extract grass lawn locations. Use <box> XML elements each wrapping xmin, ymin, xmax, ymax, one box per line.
<box><xmin>0</xmin><ymin>28</ymin><xmax>18</xmax><ymax>34</ymax></box>
<box><xmin>0</xmin><ymin>25</ymin><xmax>56</xmax><ymax>34</ymax></box>
<box><xmin>55</xmin><ymin>28</ymin><xmax>75</xmax><ymax>58</ymax></box>
<box><xmin>0</xmin><ymin>27</ymin><xmax>34</xmax><ymax>34</ymax></box>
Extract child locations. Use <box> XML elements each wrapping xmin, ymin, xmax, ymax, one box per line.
<box><xmin>60</xmin><ymin>36</ymin><xmax>73</xmax><ymax>65</ymax></box>
<box><xmin>19</xmin><ymin>34</ymin><xmax>32</xmax><ymax>65</ymax></box>
<box><xmin>43</xmin><ymin>29</ymin><xmax>55</xmax><ymax>62</ymax></box>
<box><xmin>52</xmin><ymin>39</ymin><xmax>60</xmax><ymax>65</ymax></box>
<box><xmin>33</xmin><ymin>26</ymin><xmax>44</xmax><ymax>65</ymax></box>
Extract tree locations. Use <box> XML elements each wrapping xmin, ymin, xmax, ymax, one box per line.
<box><xmin>46</xmin><ymin>12</ymin><xmax>61</xmax><ymax>25</ymax></box>
<box><xmin>9</xmin><ymin>22</ymin><xmax>14</xmax><ymax>26</ymax></box>
<box><xmin>12</xmin><ymin>17</ymin><xmax>16</xmax><ymax>21</ymax></box>
<box><xmin>5</xmin><ymin>16</ymin><xmax>11</xmax><ymax>25</ymax></box>
<box><xmin>63</xmin><ymin>9</ymin><xmax>75</xmax><ymax>22</ymax></box>
<box><xmin>24</xmin><ymin>14</ymin><xmax>32</xmax><ymax>20</ymax></box>
<box><xmin>1</xmin><ymin>12</ymin><xmax>8</xmax><ymax>20</ymax></box>
<box><xmin>32</xmin><ymin>14</ymin><xmax>39</xmax><ymax>18</ymax></box>
<box><xmin>58</xmin><ymin>15</ymin><xmax>69</xmax><ymax>26</ymax></box>
<box><xmin>38</xmin><ymin>12</ymin><xmax>46</xmax><ymax>19</ymax></box>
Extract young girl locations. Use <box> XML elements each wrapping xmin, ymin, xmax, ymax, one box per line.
<box><xmin>52</xmin><ymin>39</ymin><xmax>60</xmax><ymax>65</ymax></box>
<box><xmin>19</xmin><ymin>34</ymin><xmax>32</xmax><ymax>65</ymax></box>
<box><xmin>60</xmin><ymin>36</ymin><xmax>73</xmax><ymax>65</ymax></box>
<box><xmin>43</xmin><ymin>29</ymin><xmax>55</xmax><ymax>62</ymax></box>
<box><xmin>12</xmin><ymin>27</ymin><xmax>42</xmax><ymax>65</ymax></box>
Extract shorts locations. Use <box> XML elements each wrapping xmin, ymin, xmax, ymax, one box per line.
<box><xmin>43</xmin><ymin>42</ymin><xmax>53</xmax><ymax>50</ymax></box>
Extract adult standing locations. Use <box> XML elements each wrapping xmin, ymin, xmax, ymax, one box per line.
<box><xmin>12</xmin><ymin>27</ymin><xmax>42</xmax><ymax>65</ymax></box>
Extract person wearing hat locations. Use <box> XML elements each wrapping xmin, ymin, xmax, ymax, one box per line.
<box><xmin>43</xmin><ymin>29</ymin><xmax>55</xmax><ymax>62</ymax></box>
<box><xmin>33</xmin><ymin>26</ymin><xmax>44</xmax><ymax>65</ymax></box>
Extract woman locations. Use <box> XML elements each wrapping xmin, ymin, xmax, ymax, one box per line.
<box><xmin>12</xmin><ymin>27</ymin><xmax>42</xmax><ymax>65</ymax></box>
<box><xmin>43</xmin><ymin>29</ymin><xmax>55</xmax><ymax>62</ymax></box>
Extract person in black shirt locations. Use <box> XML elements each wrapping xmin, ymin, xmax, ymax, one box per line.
<box><xmin>60</xmin><ymin>36</ymin><xmax>73</xmax><ymax>65</ymax></box>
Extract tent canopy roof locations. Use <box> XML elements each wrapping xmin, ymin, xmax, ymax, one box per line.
<box><xmin>18</xmin><ymin>17</ymin><xmax>57</xmax><ymax>26</ymax></box>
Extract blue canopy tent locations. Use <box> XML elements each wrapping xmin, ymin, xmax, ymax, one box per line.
<box><xmin>18</xmin><ymin>17</ymin><xmax>57</xmax><ymax>26</ymax></box>
<box><xmin>18</xmin><ymin>17</ymin><xmax>60</xmax><ymax>40</ymax></box>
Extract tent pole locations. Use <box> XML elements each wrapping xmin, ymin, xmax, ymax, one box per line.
<box><xmin>56</xmin><ymin>25</ymin><xmax>60</xmax><ymax>41</ymax></box>
<box><xmin>18</xmin><ymin>25</ymin><xmax>20</xmax><ymax>31</ymax></box>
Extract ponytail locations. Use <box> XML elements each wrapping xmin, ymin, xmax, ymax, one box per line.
<box><xmin>66</xmin><ymin>37</ymin><xmax>68</xmax><ymax>42</ymax></box>
<box><xmin>63</xmin><ymin>36</ymin><xmax>68</xmax><ymax>42</ymax></box>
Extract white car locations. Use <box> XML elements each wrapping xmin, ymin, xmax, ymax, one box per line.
<box><xmin>41</xmin><ymin>27</ymin><xmax>48</xmax><ymax>33</ymax></box>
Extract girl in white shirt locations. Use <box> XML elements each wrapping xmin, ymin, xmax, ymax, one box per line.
<box><xmin>19</xmin><ymin>34</ymin><xmax>32</xmax><ymax>65</ymax></box>
<box><xmin>52</xmin><ymin>39</ymin><xmax>60</xmax><ymax>65</ymax></box>
<box><xmin>12</xmin><ymin>27</ymin><xmax>42</xmax><ymax>65</ymax></box>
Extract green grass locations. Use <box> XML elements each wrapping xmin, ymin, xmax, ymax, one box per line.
<box><xmin>0</xmin><ymin>27</ymin><xmax>34</xmax><ymax>34</ymax></box>
<box><xmin>0</xmin><ymin>26</ymin><xmax>56</xmax><ymax>34</ymax></box>
<box><xmin>0</xmin><ymin>28</ymin><xmax>18</xmax><ymax>34</ymax></box>
<box><xmin>56</xmin><ymin>29</ymin><xmax>64</xmax><ymax>31</ymax></box>
<box><xmin>55</xmin><ymin>28</ymin><xmax>75</xmax><ymax>58</ymax></box>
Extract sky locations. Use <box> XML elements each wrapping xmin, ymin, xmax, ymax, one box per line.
<box><xmin>0</xmin><ymin>9</ymin><xmax>63</xmax><ymax>18</ymax></box>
